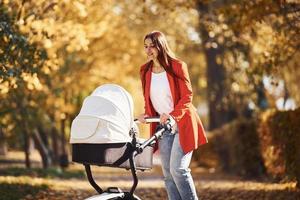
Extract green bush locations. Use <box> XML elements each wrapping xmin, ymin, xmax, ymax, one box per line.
<box><xmin>193</xmin><ymin>133</ymin><xmax>220</xmax><ymax>169</ymax></box>
<box><xmin>0</xmin><ymin>183</ymin><xmax>48</xmax><ymax>200</ymax></box>
<box><xmin>195</xmin><ymin>118</ymin><xmax>266</xmax><ymax>178</ymax></box>
<box><xmin>0</xmin><ymin>167</ymin><xmax>85</xmax><ymax>179</ymax></box>
<box><xmin>259</xmin><ymin>108</ymin><xmax>300</xmax><ymax>185</ymax></box>
<box><xmin>195</xmin><ymin>108</ymin><xmax>300</xmax><ymax>187</ymax></box>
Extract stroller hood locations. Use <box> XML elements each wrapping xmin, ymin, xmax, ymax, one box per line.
<box><xmin>70</xmin><ymin>84</ymin><xmax>134</xmax><ymax>144</ymax></box>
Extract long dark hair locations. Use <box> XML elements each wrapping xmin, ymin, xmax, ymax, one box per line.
<box><xmin>142</xmin><ymin>31</ymin><xmax>181</xmax><ymax>88</ymax></box>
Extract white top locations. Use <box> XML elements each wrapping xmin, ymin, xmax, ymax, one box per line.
<box><xmin>150</xmin><ymin>71</ymin><xmax>174</xmax><ymax>115</ymax></box>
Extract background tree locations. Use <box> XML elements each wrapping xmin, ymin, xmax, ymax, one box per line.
<box><xmin>1</xmin><ymin>0</ymin><xmax>298</xmax><ymax>168</ymax></box>
<box><xmin>0</xmin><ymin>0</ymin><xmax>204</xmax><ymax>168</ymax></box>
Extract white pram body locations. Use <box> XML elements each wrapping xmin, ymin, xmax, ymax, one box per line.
<box><xmin>70</xmin><ymin>84</ymin><xmax>135</xmax><ymax>144</ymax></box>
<box><xmin>70</xmin><ymin>84</ymin><xmax>153</xmax><ymax>170</ymax></box>
<box><xmin>70</xmin><ymin>84</ymin><xmax>172</xmax><ymax>200</ymax></box>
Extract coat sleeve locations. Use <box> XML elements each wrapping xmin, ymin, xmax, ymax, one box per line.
<box><xmin>169</xmin><ymin>62</ymin><xmax>193</xmax><ymax>122</ymax></box>
<box><xmin>140</xmin><ymin>65</ymin><xmax>150</xmax><ymax>116</ymax></box>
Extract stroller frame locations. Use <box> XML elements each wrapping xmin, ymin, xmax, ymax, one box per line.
<box><xmin>73</xmin><ymin>118</ymin><xmax>173</xmax><ymax>200</ymax></box>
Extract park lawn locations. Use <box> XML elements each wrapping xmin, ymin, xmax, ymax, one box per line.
<box><xmin>0</xmin><ymin>165</ymin><xmax>87</xmax><ymax>200</ymax></box>
<box><xmin>0</xmin><ymin>176</ymin><xmax>49</xmax><ymax>200</ymax></box>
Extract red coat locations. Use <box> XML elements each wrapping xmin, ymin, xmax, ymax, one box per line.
<box><xmin>140</xmin><ymin>59</ymin><xmax>208</xmax><ymax>153</ymax></box>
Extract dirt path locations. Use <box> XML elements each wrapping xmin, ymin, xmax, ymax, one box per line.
<box><xmin>5</xmin><ymin>151</ymin><xmax>298</xmax><ymax>200</ymax></box>
<box><xmin>22</xmin><ymin>162</ymin><xmax>299</xmax><ymax>200</ymax></box>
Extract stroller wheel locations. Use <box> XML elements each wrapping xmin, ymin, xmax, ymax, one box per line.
<box><xmin>85</xmin><ymin>193</ymin><xmax>141</xmax><ymax>200</ymax></box>
<box><xmin>122</xmin><ymin>193</ymin><xmax>141</xmax><ymax>200</ymax></box>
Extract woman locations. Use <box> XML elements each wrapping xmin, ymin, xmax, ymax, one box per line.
<box><xmin>137</xmin><ymin>30</ymin><xmax>208</xmax><ymax>200</ymax></box>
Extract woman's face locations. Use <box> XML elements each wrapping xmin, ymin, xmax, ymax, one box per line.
<box><xmin>144</xmin><ymin>38</ymin><xmax>158</xmax><ymax>61</ymax></box>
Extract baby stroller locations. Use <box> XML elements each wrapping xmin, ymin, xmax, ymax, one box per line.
<box><xmin>70</xmin><ymin>84</ymin><xmax>173</xmax><ymax>200</ymax></box>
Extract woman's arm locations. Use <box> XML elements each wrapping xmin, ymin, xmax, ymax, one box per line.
<box><xmin>169</xmin><ymin>62</ymin><xmax>193</xmax><ymax>122</ymax></box>
<box><xmin>139</xmin><ymin>64</ymin><xmax>152</xmax><ymax>118</ymax></box>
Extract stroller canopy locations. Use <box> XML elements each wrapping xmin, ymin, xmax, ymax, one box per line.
<box><xmin>70</xmin><ymin>84</ymin><xmax>134</xmax><ymax>144</ymax></box>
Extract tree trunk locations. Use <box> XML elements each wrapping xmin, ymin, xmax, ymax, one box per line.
<box><xmin>32</xmin><ymin>129</ymin><xmax>52</xmax><ymax>168</ymax></box>
<box><xmin>23</xmin><ymin>128</ymin><xmax>31</xmax><ymax>168</ymax></box>
<box><xmin>59</xmin><ymin>117</ymin><xmax>69</xmax><ymax>168</ymax></box>
<box><xmin>197</xmin><ymin>1</ymin><xmax>237</xmax><ymax>130</ymax></box>
<box><xmin>0</xmin><ymin>127</ymin><xmax>7</xmax><ymax>156</ymax></box>
<box><xmin>51</xmin><ymin>125</ymin><xmax>60</xmax><ymax>165</ymax></box>
<box><xmin>256</xmin><ymin>81</ymin><xmax>268</xmax><ymax>110</ymax></box>
<box><xmin>49</xmin><ymin>113</ymin><xmax>60</xmax><ymax>165</ymax></box>
<box><xmin>205</xmin><ymin>47</ymin><xmax>225</xmax><ymax>129</ymax></box>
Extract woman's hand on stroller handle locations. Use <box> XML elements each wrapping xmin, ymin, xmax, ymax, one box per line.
<box><xmin>160</xmin><ymin>113</ymin><xmax>173</xmax><ymax>124</ymax></box>
<box><xmin>135</xmin><ymin>115</ymin><xmax>160</xmax><ymax>124</ymax></box>
<box><xmin>134</xmin><ymin>115</ymin><xmax>175</xmax><ymax>127</ymax></box>
<box><xmin>135</xmin><ymin>114</ymin><xmax>148</xmax><ymax>123</ymax></box>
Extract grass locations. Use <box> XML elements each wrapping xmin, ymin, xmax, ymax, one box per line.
<box><xmin>0</xmin><ymin>167</ymin><xmax>85</xmax><ymax>179</ymax></box>
<box><xmin>0</xmin><ymin>182</ymin><xmax>48</xmax><ymax>200</ymax></box>
<box><xmin>0</xmin><ymin>151</ymin><xmax>87</xmax><ymax>199</ymax></box>
<box><xmin>0</xmin><ymin>165</ymin><xmax>86</xmax><ymax>200</ymax></box>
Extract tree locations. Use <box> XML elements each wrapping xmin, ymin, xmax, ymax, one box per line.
<box><xmin>1</xmin><ymin>0</ymin><xmax>204</xmax><ymax>167</ymax></box>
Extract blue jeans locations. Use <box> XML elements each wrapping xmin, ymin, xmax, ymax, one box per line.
<box><xmin>158</xmin><ymin>130</ymin><xmax>198</xmax><ymax>200</ymax></box>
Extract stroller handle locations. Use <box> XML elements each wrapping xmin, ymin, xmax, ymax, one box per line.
<box><xmin>134</xmin><ymin>117</ymin><xmax>160</xmax><ymax>124</ymax></box>
<box><xmin>134</xmin><ymin>116</ymin><xmax>175</xmax><ymax>127</ymax></box>
<box><xmin>134</xmin><ymin>117</ymin><xmax>175</xmax><ymax>155</ymax></box>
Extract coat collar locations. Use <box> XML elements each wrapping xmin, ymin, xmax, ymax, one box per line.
<box><xmin>144</xmin><ymin>61</ymin><xmax>177</xmax><ymax>108</ymax></box>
